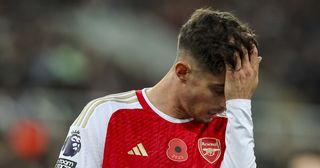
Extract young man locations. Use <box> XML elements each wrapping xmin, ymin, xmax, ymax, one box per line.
<box><xmin>56</xmin><ymin>8</ymin><xmax>262</xmax><ymax>168</ymax></box>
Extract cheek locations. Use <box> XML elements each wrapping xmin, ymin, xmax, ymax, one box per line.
<box><xmin>187</xmin><ymin>91</ymin><xmax>208</xmax><ymax>104</ymax></box>
<box><xmin>189</xmin><ymin>92</ymin><xmax>213</xmax><ymax>111</ymax></box>
<box><xmin>193</xmin><ymin>90</ymin><xmax>213</xmax><ymax>103</ymax></box>
<box><xmin>183</xmin><ymin>82</ymin><xmax>214</xmax><ymax>111</ymax></box>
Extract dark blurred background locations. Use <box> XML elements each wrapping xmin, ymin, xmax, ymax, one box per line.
<box><xmin>0</xmin><ymin>0</ymin><xmax>319</xmax><ymax>167</ymax></box>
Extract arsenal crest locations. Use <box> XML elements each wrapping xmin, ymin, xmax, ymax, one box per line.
<box><xmin>198</xmin><ymin>137</ymin><xmax>221</xmax><ymax>164</ymax></box>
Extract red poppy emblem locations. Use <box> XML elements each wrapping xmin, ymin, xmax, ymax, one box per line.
<box><xmin>198</xmin><ymin>137</ymin><xmax>221</xmax><ymax>164</ymax></box>
<box><xmin>166</xmin><ymin>138</ymin><xmax>188</xmax><ymax>162</ymax></box>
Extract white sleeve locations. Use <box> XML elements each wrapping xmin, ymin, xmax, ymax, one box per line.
<box><xmin>220</xmin><ymin>99</ymin><xmax>257</xmax><ymax>168</ymax></box>
<box><xmin>55</xmin><ymin>102</ymin><xmax>111</xmax><ymax>168</ymax></box>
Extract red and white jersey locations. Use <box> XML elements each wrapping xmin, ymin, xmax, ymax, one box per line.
<box><xmin>55</xmin><ymin>89</ymin><xmax>256</xmax><ymax>168</ymax></box>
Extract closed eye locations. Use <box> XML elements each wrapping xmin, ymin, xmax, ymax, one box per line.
<box><xmin>214</xmin><ymin>87</ymin><xmax>224</xmax><ymax>95</ymax></box>
<box><xmin>209</xmin><ymin>84</ymin><xmax>225</xmax><ymax>96</ymax></box>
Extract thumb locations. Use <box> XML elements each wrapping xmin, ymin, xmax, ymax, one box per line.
<box><xmin>253</xmin><ymin>56</ymin><xmax>262</xmax><ymax>71</ymax></box>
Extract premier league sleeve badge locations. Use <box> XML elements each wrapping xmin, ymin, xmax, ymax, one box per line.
<box><xmin>61</xmin><ymin>130</ymin><xmax>81</xmax><ymax>157</ymax></box>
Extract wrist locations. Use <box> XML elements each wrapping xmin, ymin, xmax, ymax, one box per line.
<box><xmin>226</xmin><ymin>99</ymin><xmax>251</xmax><ymax>108</ymax></box>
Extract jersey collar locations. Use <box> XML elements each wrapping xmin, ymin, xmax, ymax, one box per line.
<box><xmin>136</xmin><ymin>88</ymin><xmax>193</xmax><ymax>123</ymax></box>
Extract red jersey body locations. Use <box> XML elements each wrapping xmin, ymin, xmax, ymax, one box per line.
<box><xmin>55</xmin><ymin>89</ymin><xmax>256</xmax><ymax>168</ymax></box>
<box><xmin>103</xmin><ymin>90</ymin><xmax>227</xmax><ymax>167</ymax></box>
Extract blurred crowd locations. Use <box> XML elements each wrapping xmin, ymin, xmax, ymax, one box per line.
<box><xmin>0</xmin><ymin>0</ymin><xmax>319</xmax><ymax>167</ymax></box>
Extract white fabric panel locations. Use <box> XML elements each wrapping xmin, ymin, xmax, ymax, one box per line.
<box><xmin>56</xmin><ymin>95</ymin><xmax>141</xmax><ymax>168</ymax></box>
<box><xmin>221</xmin><ymin>99</ymin><xmax>256</xmax><ymax>168</ymax></box>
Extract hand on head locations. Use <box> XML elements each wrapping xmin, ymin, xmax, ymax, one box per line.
<box><xmin>224</xmin><ymin>45</ymin><xmax>262</xmax><ymax>100</ymax></box>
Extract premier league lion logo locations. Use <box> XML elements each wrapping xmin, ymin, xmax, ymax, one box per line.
<box><xmin>62</xmin><ymin>130</ymin><xmax>81</xmax><ymax>157</ymax></box>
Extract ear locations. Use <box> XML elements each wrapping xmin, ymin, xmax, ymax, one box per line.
<box><xmin>175</xmin><ymin>61</ymin><xmax>191</xmax><ymax>82</ymax></box>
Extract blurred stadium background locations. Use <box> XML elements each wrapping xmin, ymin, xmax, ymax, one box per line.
<box><xmin>0</xmin><ymin>0</ymin><xmax>319</xmax><ymax>167</ymax></box>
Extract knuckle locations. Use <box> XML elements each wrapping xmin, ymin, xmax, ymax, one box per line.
<box><xmin>244</xmin><ymin>69</ymin><xmax>253</xmax><ymax>77</ymax></box>
<box><xmin>240</xmin><ymin>71</ymin><xmax>247</xmax><ymax>78</ymax></box>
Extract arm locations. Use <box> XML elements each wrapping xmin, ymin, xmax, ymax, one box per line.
<box><xmin>221</xmin><ymin>99</ymin><xmax>256</xmax><ymax>168</ymax></box>
<box><xmin>221</xmin><ymin>45</ymin><xmax>261</xmax><ymax>167</ymax></box>
<box><xmin>55</xmin><ymin>100</ymin><xmax>111</xmax><ymax>168</ymax></box>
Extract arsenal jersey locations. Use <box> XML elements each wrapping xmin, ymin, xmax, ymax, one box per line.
<box><xmin>55</xmin><ymin>89</ymin><xmax>256</xmax><ymax>168</ymax></box>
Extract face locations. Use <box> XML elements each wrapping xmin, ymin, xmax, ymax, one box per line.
<box><xmin>180</xmin><ymin>68</ymin><xmax>226</xmax><ymax>123</ymax></box>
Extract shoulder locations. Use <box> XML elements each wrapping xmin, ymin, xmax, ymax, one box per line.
<box><xmin>72</xmin><ymin>90</ymin><xmax>142</xmax><ymax>128</ymax></box>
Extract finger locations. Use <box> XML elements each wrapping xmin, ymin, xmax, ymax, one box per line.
<box><xmin>235</xmin><ymin>52</ymin><xmax>242</xmax><ymax>71</ymax></box>
<box><xmin>253</xmin><ymin>56</ymin><xmax>262</xmax><ymax>73</ymax></box>
<box><xmin>225</xmin><ymin>63</ymin><xmax>233</xmax><ymax>79</ymax></box>
<box><xmin>225</xmin><ymin>63</ymin><xmax>233</xmax><ymax>72</ymax></box>
<box><xmin>250</xmin><ymin>45</ymin><xmax>259</xmax><ymax>66</ymax></box>
<box><xmin>241</xmin><ymin>46</ymin><xmax>250</xmax><ymax>67</ymax></box>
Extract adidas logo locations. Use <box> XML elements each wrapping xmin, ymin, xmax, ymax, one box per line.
<box><xmin>127</xmin><ymin>143</ymin><xmax>148</xmax><ymax>157</ymax></box>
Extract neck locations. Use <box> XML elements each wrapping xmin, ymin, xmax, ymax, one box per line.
<box><xmin>146</xmin><ymin>70</ymin><xmax>190</xmax><ymax>119</ymax></box>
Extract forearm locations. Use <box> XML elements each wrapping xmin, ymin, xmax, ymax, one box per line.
<box><xmin>221</xmin><ymin>99</ymin><xmax>256</xmax><ymax>168</ymax></box>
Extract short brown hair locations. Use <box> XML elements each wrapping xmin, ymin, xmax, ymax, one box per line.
<box><xmin>178</xmin><ymin>8</ymin><xmax>258</xmax><ymax>74</ymax></box>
